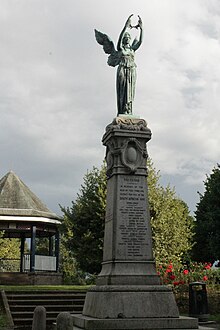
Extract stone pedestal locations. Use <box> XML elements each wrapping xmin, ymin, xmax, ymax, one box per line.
<box><xmin>72</xmin><ymin>116</ymin><xmax>198</xmax><ymax>330</ymax></box>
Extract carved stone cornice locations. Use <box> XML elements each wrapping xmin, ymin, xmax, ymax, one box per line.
<box><xmin>102</xmin><ymin>117</ymin><xmax>152</xmax><ymax>178</ymax></box>
<box><xmin>105</xmin><ymin>116</ymin><xmax>149</xmax><ymax>132</ymax></box>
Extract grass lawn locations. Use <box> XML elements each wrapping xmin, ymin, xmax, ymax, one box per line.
<box><xmin>0</xmin><ymin>314</ymin><xmax>7</xmax><ymax>326</ymax></box>
<box><xmin>210</xmin><ymin>314</ymin><xmax>220</xmax><ymax>323</ymax></box>
<box><xmin>0</xmin><ymin>285</ymin><xmax>91</xmax><ymax>291</ymax></box>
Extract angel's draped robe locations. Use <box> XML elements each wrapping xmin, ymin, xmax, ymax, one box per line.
<box><xmin>116</xmin><ymin>49</ymin><xmax>136</xmax><ymax>115</ymax></box>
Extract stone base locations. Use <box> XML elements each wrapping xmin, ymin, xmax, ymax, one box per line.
<box><xmin>72</xmin><ymin>315</ymin><xmax>199</xmax><ymax>330</ymax></box>
<box><xmin>74</xmin><ymin>285</ymin><xmax>199</xmax><ymax>329</ymax></box>
<box><xmin>97</xmin><ymin>261</ymin><xmax>160</xmax><ymax>286</ymax></box>
<box><xmin>82</xmin><ymin>285</ymin><xmax>179</xmax><ymax>319</ymax></box>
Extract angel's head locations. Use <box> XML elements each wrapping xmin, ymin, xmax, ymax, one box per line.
<box><xmin>122</xmin><ymin>32</ymin><xmax>131</xmax><ymax>46</ymax></box>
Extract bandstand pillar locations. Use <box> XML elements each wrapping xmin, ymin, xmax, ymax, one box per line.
<box><xmin>55</xmin><ymin>230</ymin><xmax>60</xmax><ymax>272</ymax></box>
<box><xmin>19</xmin><ymin>235</ymin><xmax>25</xmax><ymax>272</ymax></box>
<box><xmin>49</xmin><ymin>235</ymin><xmax>53</xmax><ymax>256</ymax></box>
<box><xmin>30</xmin><ymin>225</ymin><xmax>36</xmax><ymax>272</ymax></box>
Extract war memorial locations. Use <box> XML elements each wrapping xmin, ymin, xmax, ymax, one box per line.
<box><xmin>72</xmin><ymin>15</ymin><xmax>202</xmax><ymax>330</ymax></box>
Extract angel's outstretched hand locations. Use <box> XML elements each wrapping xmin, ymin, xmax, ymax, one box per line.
<box><xmin>125</xmin><ymin>14</ymin><xmax>133</xmax><ymax>28</ymax></box>
<box><xmin>138</xmin><ymin>15</ymin><xmax>143</xmax><ymax>29</ymax></box>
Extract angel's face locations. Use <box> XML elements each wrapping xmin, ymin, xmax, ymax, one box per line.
<box><xmin>123</xmin><ymin>33</ymin><xmax>131</xmax><ymax>46</ymax></box>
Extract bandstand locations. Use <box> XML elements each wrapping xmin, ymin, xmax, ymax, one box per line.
<box><xmin>0</xmin><ymin>171</ymin><xmax>62</xmax><ymax>285</ymax></box>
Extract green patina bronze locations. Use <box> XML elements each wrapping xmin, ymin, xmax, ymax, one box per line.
<box><xmin>95</xmin><ymin>14</ymin><xmax>143</xmax><ymax>116</ymax></box>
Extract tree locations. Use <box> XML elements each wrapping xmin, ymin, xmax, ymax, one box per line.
<box><xmin>0</xmin><ymin>232</ymin><xmax>20</xmax><ymax>271</ymax></box>
<box><xmin>35</xmin><ymin>238</ymin><xmax>50</xmax><ymax>255</ymax></box>
<box><xmin>193</xmin><ymin>164</ymin><xmax>220</xmax><ymax>262</ymax></box>
<box><xmin>61</xmin><ymin>160</ymin><xmax>194</xmax><ymax>276</ymax></box>
<box><xmin>147</xmin><ymin>159</ymin><xmax>194</xmax><ymax>265</ymax></box>
<box><xmin>61</xmin><ymin>165</ymin><xmax>106</xmax><ymax>275</ymax></box>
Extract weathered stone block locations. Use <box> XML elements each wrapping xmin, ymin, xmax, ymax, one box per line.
<box><xmin>83</xmin><ymin>285</ymin><xmax>179</xmax><ymax>319</ymax></box>
<box><xmin>56</xmin><ymin>312</ymin><xmax>73</xmax><ymax>330</ymax></box>
<box><xmin>32</xmin><ymin>306</ymin><xmax>46</xmax><ymax>330</ymax></box>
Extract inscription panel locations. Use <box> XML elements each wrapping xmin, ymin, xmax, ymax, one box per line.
<box><xmin>116</xmin><ymin>176</ymin><xmax>150</xmax><ymax>260</ymax></box>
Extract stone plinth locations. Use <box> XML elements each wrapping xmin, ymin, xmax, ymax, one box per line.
<box><xmin>72</xmin><ymin>116</ymin><xmax>198</xmax><ymax>330</ymax></box>
<box><xmin>73</xmin><ymin>315</ymin><xmax>198</xmax><ymax>330</ymax></box>
<box><xmin>83</xmin><ymin>285</ymin><xmax>179</xmax><ymax>319</ymax></box>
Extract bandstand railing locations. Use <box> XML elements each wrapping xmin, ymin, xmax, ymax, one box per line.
<box><xmin>0</xmin><ymin>255</ymin><xmax>57</xmax><ymax>272</ymax></box>
<box><xmin>23</xmin><ymin>254</ymin><xmax>57</xmax><ymax>272</ymax></box>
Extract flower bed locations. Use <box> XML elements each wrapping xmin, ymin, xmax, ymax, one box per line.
<box><xmin>157</xmin><ymin>261</ymin><xmax>220</xmax><ymax>315</ymax></box>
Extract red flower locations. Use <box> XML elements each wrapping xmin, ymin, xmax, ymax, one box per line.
<box><xmin>203</xmin><ymin>275</ymin><xmax>208</xmax><ymax>281</ymax></box>
<box><xmin>166</xmin><ymin>268</ymin><xmax>172</xmax><ymax>273</ymax></box>
<box><xmin>179</xmin><ymin>280</ymin><xmax>185</xmax><ymax>285</ymax></box>
<box><xmin>204</xmin><ymin>264</ymin><xmax>211</xmax><ymax>270</ymax></box>
<box><xmin>168</xmin><ymin>263</ymin><xmax>173</xmax><ymax>269</ymax></box>
<box><xmin>169</xmin><ymin>275</ymin><xmax>176</xmax><ymax>280</ymax></box>
<box><xmin>183</xmin><ymin>269</ymin><xmax>189</xmax><ymax>275</ymax></box>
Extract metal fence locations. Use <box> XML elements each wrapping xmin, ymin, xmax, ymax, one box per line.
<box><xmin>23</xmin><ymin>254</ymin><xmax>57</xmax><ymax>272</ymax></box>
<box><xmin>0</xmin><ymin>255</ymin><xmax>57</xmax><ymax>272</ymax></box>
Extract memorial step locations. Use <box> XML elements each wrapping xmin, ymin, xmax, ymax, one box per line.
<box><xmin>4</xmin><ymin>289</ymin><xmax>86</xmax><ymax>328</ymax></box>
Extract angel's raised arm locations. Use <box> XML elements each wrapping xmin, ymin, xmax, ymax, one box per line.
<box><xmin>131</xmin><ymin>16</ymin><xmax>143</xmax><ymax>51</ymax></box>
<box><xmin>117</xmin><ymin>14</ymin><xmax>133</xmax><ymax>51</ymax></box>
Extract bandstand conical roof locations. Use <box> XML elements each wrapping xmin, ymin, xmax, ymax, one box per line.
<box><xmin>0</xmin><ymin>171</ymin><xmax>60</xmax><ymax>222</ymax></box>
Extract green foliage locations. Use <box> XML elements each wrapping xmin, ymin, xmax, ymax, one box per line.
<box><xmin>194</xmin><ymin>164</ymin><xmax>220</xmax><ymax>262</ymax></box>
<box><xmin>0</xmin><ymin>285</ymin><xmax>90</xmax><ymax>291</ymax></box>
<box><xmin>0</xmin><ymin>313</ymin><xmax>8</xmax><ymax>328</ymax></box>
<box><xmin>0</xmin><ymin>232</ymin><xmax>20</xmax><ymax>271</ymax></box>
<box><xmin>59</xmin><ymin>238</ymin><xmax>87</xmax><ymax>285</ymax></box>
<box><xmin>60</xmin><ymin>165</ymin><xmax>106</xmax><ymax>275</ymax></box>
<box><xmin>209</xmin><ymin>314</ymin><xmax>220</xmax><ymax>323</ymax></box>
<box><xmin>61</xmin><ymin>160</ymin><xmax>194</xmax><ymax>276</ymax></box>
<box><xmin>0</xmin><ymin>234</ymin><xmax>20</xmax><ymax>260</ymax></box>
<box><xmin>147</xmin><ymin>159</ymin><xmax>194</xmax><ymax>265</ymax></box>
<box><xmin>35</xmin><ymin>237</ymin><xmax>50</xmax><ymax>255</ymax></box>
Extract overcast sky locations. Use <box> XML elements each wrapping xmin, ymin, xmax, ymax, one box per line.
<box><xmin>0</xmin><ymin>0</ymin><xmax>220</xmax><ymax>216</ymax></box>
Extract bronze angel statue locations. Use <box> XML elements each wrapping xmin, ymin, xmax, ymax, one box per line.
<box><xmin>95</xmin><ymin>14</ymin><xmax>143</xmax><ymax>116</ymax></box>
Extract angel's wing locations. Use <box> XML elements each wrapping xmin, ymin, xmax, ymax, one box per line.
<box><xmin>95</xmin><ymin>29</ymin><xmax>121</xmax><ymax>67</ymax></box>
<box><xmin>94</xmin><ymin>29</ymin><xmax>116</xmax><ymax>54</ymax></box>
